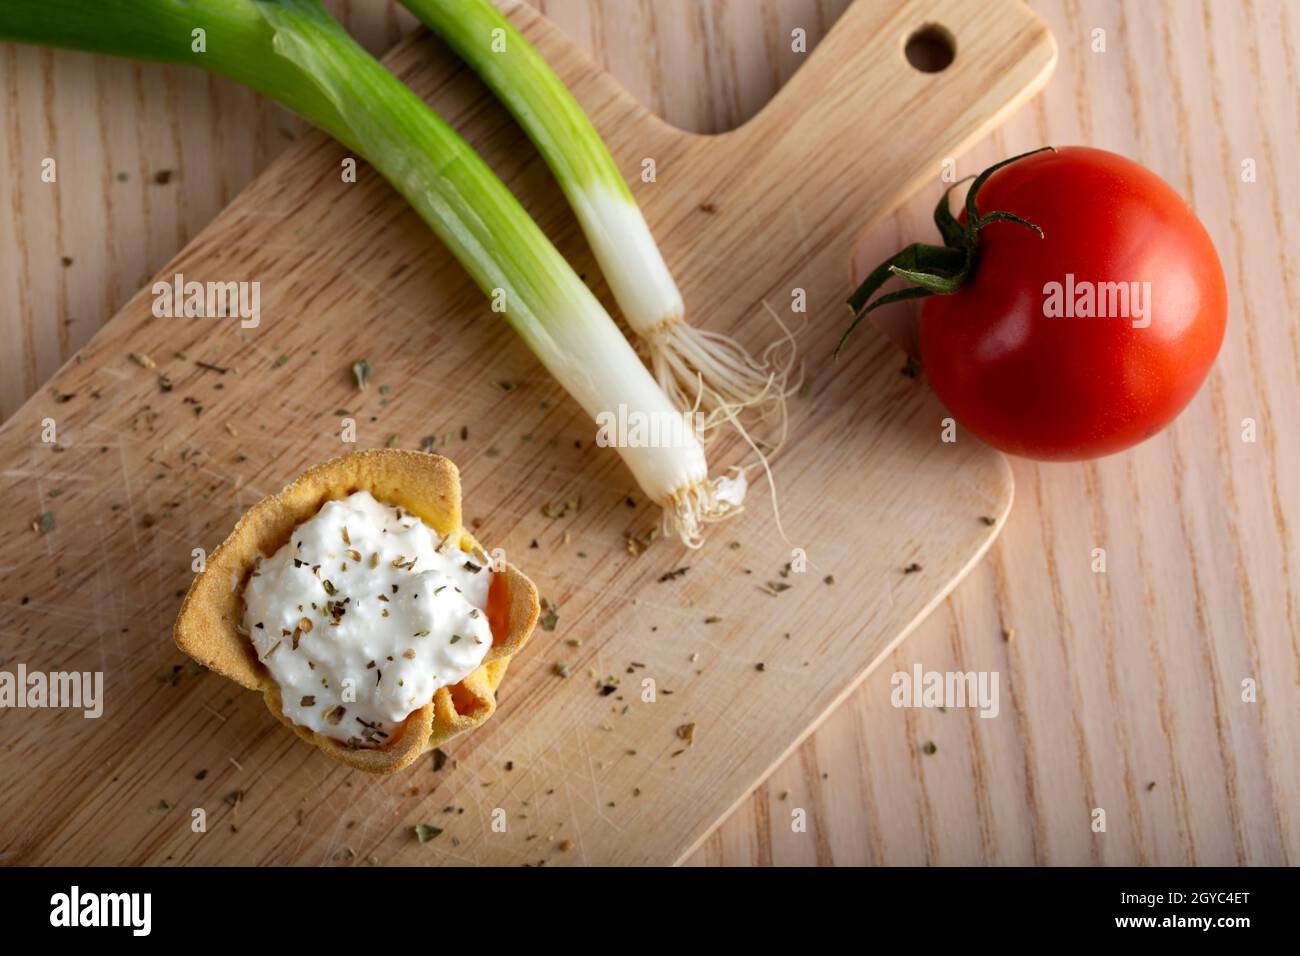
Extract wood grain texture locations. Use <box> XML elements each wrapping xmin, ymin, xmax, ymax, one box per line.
<box><xmin>2</xmin><ymin>0</ymin><xmax>1297</xmax><ymax>866</ymax></box>
<box><xmin>0</xmin><ymin>0</ymin><xmax>1054</xmax><ymax>865</ymax></box>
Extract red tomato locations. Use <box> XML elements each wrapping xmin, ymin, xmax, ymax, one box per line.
<box><xmin>917</xmin><ymin>147</ymin><xmax>1226</xmax><ymax>460</ymax></box>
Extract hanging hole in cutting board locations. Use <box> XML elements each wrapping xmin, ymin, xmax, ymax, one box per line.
<box><xmin>904</xmin><ymin>24</ymin><xmax>957</xmax><ymax>73</ymax></box>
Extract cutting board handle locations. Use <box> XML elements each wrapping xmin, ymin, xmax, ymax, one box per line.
<box><xmin>730</xmin><ymin>0</ymin><xmax>1057</xmax><ymax>152</ymax></box>
<box><xmin>702</xmin><ymin>0</ymin><xmax>1056</xmax><ymax>241</ymax></box>
<box><xmin>592</xmin><ymin>0</ymin><xmax>1057</xmax><ymax>326</ymax></box>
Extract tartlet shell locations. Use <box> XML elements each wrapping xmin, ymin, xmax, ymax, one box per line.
<box><xmin>174</xmin><ymin>450</ymin><xmax>539</xmax><ymax>774</ymax></box>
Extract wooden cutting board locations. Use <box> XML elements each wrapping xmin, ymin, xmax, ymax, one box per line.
<box><xmin>0</xmin><ymin>0</ymin><xmax>1053</xmax><ymax>865</ymax></box>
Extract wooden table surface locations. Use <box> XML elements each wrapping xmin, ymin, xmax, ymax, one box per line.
<box><xmin>2</xmin><ymin>0</ymin><xmax>1296</xmax><ymax>865</ymax></box>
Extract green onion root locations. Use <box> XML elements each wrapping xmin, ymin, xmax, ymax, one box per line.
<box><xmin>647</xmin><ymin>312</ymin><xmax>800</xmax><ymax>440</ymax></box>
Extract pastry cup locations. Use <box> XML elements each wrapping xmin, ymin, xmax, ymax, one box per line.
<box><xmin>174</xmin><ymin>450</ymin><xmax>539</xmax><ymax>774</ymax></box>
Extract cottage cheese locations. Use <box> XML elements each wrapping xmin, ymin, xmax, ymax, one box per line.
<box><xmin>242</xmin><ymin>490</ymin><xmax>493</xmax><ymax>747</ymax></box>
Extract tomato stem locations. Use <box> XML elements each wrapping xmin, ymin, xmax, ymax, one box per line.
<box><xmin>838</xmin><ymin>146</ymin><xmax>1056</xmax><ymax>357</ymax></box>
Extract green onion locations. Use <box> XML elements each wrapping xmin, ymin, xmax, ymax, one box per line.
<box><xmin>401</xmin><ymin>0</ymin><xmax>795</xmax><ymax>436</ymax></box>
<box><xmin>2</xmin><ymin>0</ymin><xmax>744</xmax><ymax>544</ymax></box>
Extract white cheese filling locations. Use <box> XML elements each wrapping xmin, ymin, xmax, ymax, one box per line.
<box><xmin>242</xmin><ymin>490</ymin><xmax>493</xmax><ymax>747</ymax></box>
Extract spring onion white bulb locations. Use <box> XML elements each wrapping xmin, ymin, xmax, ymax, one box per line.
<box><xmin>1</xmin><ymin>0</ymin><xmax>743</xmax><ymax>545</ymax></box>
<box><xmin>401</xmin><ymin>0</ymin><xmax>795</xmax><ymax>438</ymax></box>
